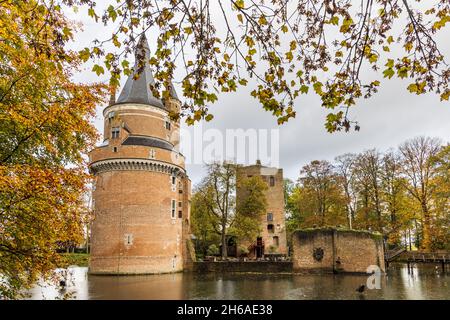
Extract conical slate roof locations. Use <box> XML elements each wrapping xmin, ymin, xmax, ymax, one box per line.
<box><xmin>114</xmin><ymin>34</ymin><xmax>179</xmax><ymax>108</ymax></box>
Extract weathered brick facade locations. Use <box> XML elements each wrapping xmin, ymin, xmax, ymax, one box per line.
<box><xmin>292</xmin><ymin>228</ymin><xmax>385</xmax><ymax>274</ymax></box>
<box><xmin>236</xmin><ymin>161</ymin><xmax>287</xmax><ymax>257</ymax></box>
<box><xmin>88</xmin><ymin>35</ymin><xmax>192</xmax><ymax>274</ymax></box>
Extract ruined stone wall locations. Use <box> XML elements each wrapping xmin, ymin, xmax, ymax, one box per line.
<box><xmin>292</xmin><ymin>228</ymin><xmax>385</xmax><ymax>274</ymax></box>
<box><xmin>193</xmin><ymin>261</ymin><xmax>293</xmax><ymax>273</ymax></box>
<box><xmin>236</xmin><ymin>163</ymin><xmax>287</xmax><ymax>255</ymax></box>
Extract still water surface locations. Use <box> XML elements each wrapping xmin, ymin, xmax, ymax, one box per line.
<box><xmin>28</xmin><ymin>263</ymin><xmax>449</xmax><ymax>300</ymax></box>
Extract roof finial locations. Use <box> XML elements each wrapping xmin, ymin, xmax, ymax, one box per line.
<box><xmin>109</xmin><ymin>86</ymin><xmax>116</xmax><ymax>106</ymax></box>
<box><xmin>112</xmin><ymin>32</ymin><xmax>164</xmax><ymax>109</ymax></box>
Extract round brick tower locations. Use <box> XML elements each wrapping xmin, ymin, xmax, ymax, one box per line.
<box><xmin>88</xmin><ymin>34</ymin><xmax>192</xmax><ymax>274</ymax></box>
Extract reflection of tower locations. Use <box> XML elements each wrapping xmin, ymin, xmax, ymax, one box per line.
<box><xmin>88</xmin><ymin>34</ymin><xmax>192</xmax><ymax>274</ymax></box>
<box><xmin>236</xmin><ymin>160</ymin><xmax>287</xmax><ymax>256</ymax></box>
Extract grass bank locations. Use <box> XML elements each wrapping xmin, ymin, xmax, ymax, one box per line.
<box><xmin>59</xmin><ymin>253</ymin><xmax>90</xmax><ymax>267</ymax></box>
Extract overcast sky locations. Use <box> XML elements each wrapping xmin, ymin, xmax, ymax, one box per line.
<box><xmin>66</xmin><ymin>3</ymin><xmax>450</xmax><ymax>187</ymax></box>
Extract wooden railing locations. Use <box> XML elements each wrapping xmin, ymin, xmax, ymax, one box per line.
<box><xmin>402</xmin><ymin>252</ymin><xmax>450</xmax><ymax>263</ymax></box>
<box><xmin>385</xmin><ymin>247</ymin><xmax>406</xmax><ymax>262</ymax></box>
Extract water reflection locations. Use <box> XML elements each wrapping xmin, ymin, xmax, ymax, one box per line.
<box><xmin>27</xmin><ymin>263</ymin><xmax>449</xmax><ymax>300</ymax></box>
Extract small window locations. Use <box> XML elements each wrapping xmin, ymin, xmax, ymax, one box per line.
<box><xmin>178</xmin><ymin>201</ymin><xmax>182</xmax><ymax>207</ymax></box>
<box><xmin>267</xmin><ymin>213</ymin><xmax>273</xmax><ymax>222</ymax></box>
<box><xmin>267</xmin><ymin>224</ymin><xmax>274</xmax><ymax>234</ymax></box>
<box><xmin>111</xmin><ymin>127</ymin><xmax>120</xmax><ymax>139</ymax></box>
<box><xmin>178</xmin><ymin>211</ymin><xmax>182</xmax><ymax>218</ymax></box>
<box><xmin>165</xmin><ymin>121</ymin><xmax>171</xmax><ymax>130</ymax></box>
<box><xmin>171</xmin><ymin>200</ymin><xmax>176</xmax><ymax>219</ymax></box>
<box><xmin>124</xmin><ymin>234</ymin><xmax>133</xmax><ymax>245</ymax></box>
<box><xmin>113</xmin><ymin>147</ymin><xmax>118</xmax><ymax>153</ymax></box>
<box><xmin>108</xmin><ymin>112</ymin><xmax>115</xmax><ymax>123</ymax></box>
<box><xmin>269</xmin><ymin>176</ymin><xmax>275</xmax><ymax>187</ymax></box>
<box><xmin>149</xmin><ymin>149</ymin><xmax>156</xmax><ymax>159</ymax></box>
<box><xmin>179</xmin><ymin>189</ymin><xmax>183</xmax><ymax>194</ymax></box>
<box><xmin>273</xmin><ymin>236</ymin><xmax>279</xmax><ymax>246</ymax></box>
<box><xmin>247</xmin><ymin>175</ymin><xmax>253</xmax><ymax>178</ymax></box>
<box><xmin>170</xmin><ymin>175</ymin><xmax>176</xmax><ymax>191</ymax></box>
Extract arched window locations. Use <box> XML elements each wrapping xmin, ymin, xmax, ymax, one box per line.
<box><xmin>267</xmin><ymin>224</ymin><xmax>274</xmax><ymax>233</ymax></box>
<box><xmin>267</xmin><ymin>213</ymin><xmax>273</xmax><ymax>221</ymax></box>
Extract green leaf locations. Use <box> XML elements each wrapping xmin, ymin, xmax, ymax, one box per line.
<box><xmin>407</xmin><ymin>83</ymin><xmax>418</xmax><ymax>93</ymax></box>
<box><xmin>78</xmin><ymin>48</ymin><xmax>90</xmax><ymax>62</ymax></box>
<box><xmin>383</xmin><ymin>68</ymin><xmax>394</xmax><ymax>79</ymax></box>
<box><xmin>235</xmin><ymin>0</ymin><xmax>245</xmax><ymax>9</ymax></box>
<box><xmin>300</xmin><ymin>85</ymin><xmax>309</xmax><ymax>94</ymax></box>
<box><xmin>385</xmin><ymin>59</ymin><xmax>394</xmax><ymax>68</ymax></box>
<box><xmin>92</xmin><ymin>64</ymin><xmax>105</xmax><ymax>76</ymax></box>
<box><xmin>238</xmin><ymin>79</ymin><xmax>248</xmax><ymax>86</ymax></box>
<box><xmin>330</xmin><ymin>16</ymin><xmax>339</xmax><ymax>26</ymax></box>
<box><xmin>107</xmin><ymin>5</ymin><xmax>117</xmax><ymax>22</ymax></box>
<box><xmin>313</xmin><ymin>82</ymin><xmax>323</xmax><ymax>95</ymax></box>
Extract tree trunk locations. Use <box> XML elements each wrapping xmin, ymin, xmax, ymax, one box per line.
<box><xmin>421</xmin><ymin>203</ymin><xmax>431</xmax><ymax>251</ymax></box>
<box><xmin>221</xmin><ymin>222</ymin><xmax>227</xmax><ymax>259</ymax></box>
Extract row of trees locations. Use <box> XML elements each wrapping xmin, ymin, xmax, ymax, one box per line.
<box><xmin>285</xmin><ymin>137</ymin><xmax>450</xmax><ymax>251</ymax></box>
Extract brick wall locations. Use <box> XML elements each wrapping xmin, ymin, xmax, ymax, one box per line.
<box><xmin>292</xmin><ymin>228</ymin><xmax>385</xmax><ymax>274</ymax></box>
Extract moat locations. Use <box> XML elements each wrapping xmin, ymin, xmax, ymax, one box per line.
<box><xmin>28</xmin><ymin>263</ymin><xmax>449</xmax><ymax>300</ymax></box>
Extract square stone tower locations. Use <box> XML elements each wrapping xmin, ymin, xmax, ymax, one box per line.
<box><xmin>236</xmin><ymin>160</ymin><xmax>287</xmax><ymax>257</ymax></box>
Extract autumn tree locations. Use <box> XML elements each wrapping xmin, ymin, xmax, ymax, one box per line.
<box><xmin>233</xmin><ymin>175</ymin><xmax>268</xmax><ymax>243</ymax></box>
<box><xmin>294</xmin><ymin>160</ymin><xmax>347</xmax><ymax>227</ymax></box>
<box><xmin>194</xmin><ymin>162</ymin><xmax>236</xmax><ymax>258</ymax></box>
<box><xmin>74</xmin><ymin>0</ymin><xmax>449</xmax><ymax>130</ymax></box>
<box><xmin>190</xmin><ymin>190</ymin><xmax>220</xmax><ymax>258</ymax></box>
<box><xmin>334</xmin><ymin>153</ymin><xmax>358</xmax><ymax>229</ymax></box>
<box><xmin>399</xmin><ymin>137</ymin><xmax>442</xmax><ymax>251</ymax></box>
<box><xmin>379</xmin><ymin>150</ymin><xmax>410</xmax><ymax>246</ymax></box>
<box><xmin>0</xmin><ymin>1</ymin><xmax>105</xmax><ymax>299</ymax></box>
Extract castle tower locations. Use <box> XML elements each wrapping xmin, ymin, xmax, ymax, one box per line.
<box><xmin>88</xmin><ymin>34</ymin><xmax>192</xmax><ymax>274</ymax></box>
<box><xmin>236</xmin><ymin>160</ymin><xmax>287</xmax><ymax>257</ymax></box>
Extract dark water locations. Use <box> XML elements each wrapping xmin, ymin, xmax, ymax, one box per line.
<box><xmin>28</xmin><ymin>263</ymin><xmax>449</xmax><ymax>300</ymax></box>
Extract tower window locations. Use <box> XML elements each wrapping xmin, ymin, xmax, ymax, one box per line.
<box><xmin>171</xmin><ymin>175</ymin><xmax>176</xmax><ymax>191</ymax></box>
<box><xmin>113</xmin><ymin>147</ymin><xmax>118</xmax><ymax>153</ymax></box>
<box><xmin>273</xmin><ymin>236</ymin><xmax>279</xmax><ymax>247</ymax></box>
<box><xmin>149</xmin><ymin>149</ymin><xmax>156</xmax><ymax>159</ymax></box>
<box><xmin>267</xmin><ymin>224</ymin><xmax>274</xmax><ymax>234</ymax></box>
<box><xmin>124</xmin><ymin>234</ymin><xmax>133</xmax><ymax>245</ymax></box>
<box><xmin>267</xmin><ymin>213</ymin><xmax>273</xmax><ymax>222</ymax></box>
<box><xmin>111</xmin><ymin>127</ymin><xmax>120</xmax><ymax>139</ymax></box>
<box><xmin>165</xmin><ymin>121</ymin><xmax>171</xmax><ymax>130</ymax></box>
<box><xmin>178</xmin><ymin>201</ymin><xmax>182</xmax><ymax>207</ymax></box>
<box><xmin>178</xmin><ymin>211</ymin><xmax>182</xmax><ymax>218</ymax></box>
<box><xmin>171</xmin><ymin>200</ymin><xmax>176</xmax><ymax>219</ymax></box>
<box><xmin>269</xmin><ymin>176</ymin><xmax>275</xmax><ymax>187</ymax></box>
